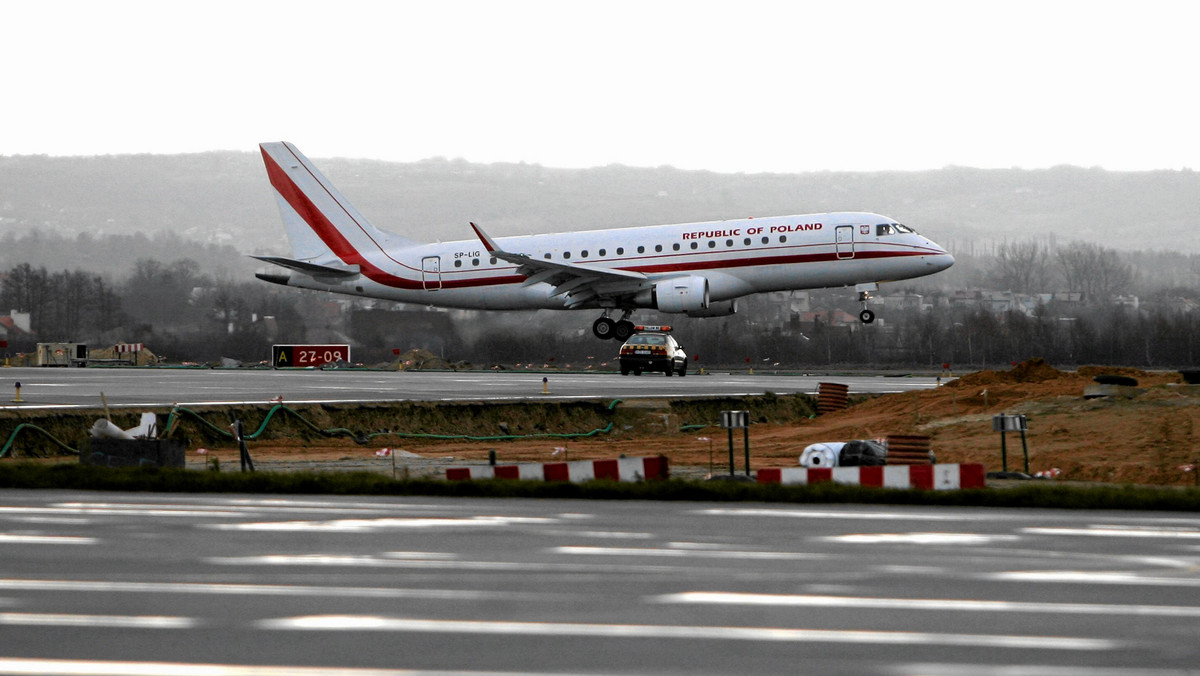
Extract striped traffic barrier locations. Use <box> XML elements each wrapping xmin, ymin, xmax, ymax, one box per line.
<box><xmin>756</xmin><ymin>463</ymin><xmax>985</xmax><ymax>490</ymax></box>
<box><xmin>447</xmin><ymin>456</ymin><xmax>668</xmax><ymax>483</ymax></box>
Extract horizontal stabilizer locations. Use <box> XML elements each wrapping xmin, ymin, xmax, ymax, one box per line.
<box><xmin>251</xmin><ymin>256</ymin><xmax>361</xmax><ymax>277</ymax></box>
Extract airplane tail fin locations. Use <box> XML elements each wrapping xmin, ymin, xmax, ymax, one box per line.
<box><xmin>258</xmin><ymin>142</ymin><xmax>418</xmax><ymax>265</ymax></box>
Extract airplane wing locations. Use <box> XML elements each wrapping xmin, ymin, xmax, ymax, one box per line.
<box><xmin>470</xmin><ymin>222</ymin><xmax>649</xmax><ymax>308</ymax></box>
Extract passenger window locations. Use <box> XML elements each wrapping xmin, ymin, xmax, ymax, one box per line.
<box><xmin>779</xmin><ymin>235</ymin><xmax>787</xmax><ymax>243</ymax></box>
<box><xmin>564</xmin><ymin>252</ymin><xmax>571</xmax><ymax>259</ymax></box>
<box><xmin>599</xmin><ymin>248</ymin><xmax>606</xmax><ymax>256</ymax></box>
<box><xmin>673</xmin><ymin>243</ymin><xmax>681</xmax><ymax>251</ymax></box>
<box><xmin>708</xmin><ymin>241</ymin><xmax>716</xmax><ymax>248</ymax></box>
<box><xmin>637</xmin><ymin>246</ymin><xmax>645</xmax><ymax>254</ymax></box>
<box><xmin>616</xmin><ymin>247</ymin><xmax>624</xmax><ymax>255</ymax></box>
<box><xmin>490</xmin><ymin>257</ymin><xmax>497</xmax><ymax>265</ymax></box>
<box><xmin>472</xmin><ymin>258</ymin><xmax>479</xmax><ymax>266</ymax></box>
<box><xmin>581</xmin><ymin>250</ymin><xmax>588</xmax><ymax>258</ymax></box>
<box><xmin>454</xmin><ymin>259</ymin><xmax>462</xmax><ymax>268</ymax></box>
<box><xmin>761</xmin><ymin>236</ymin><xmax>769</xmax><ymax>244</ymax></box>
<box><xmin>655</xmin><ymin>244</ymin><xmax>663</xmax><ymax>253</ymax></box>
<box><xmin>543</xmin><ymin>253</ymin><xmax>551</xmax><ymax>259</ymax></box>
<box><xmin>690</xmin><ymin>242</ymin><xmax>698</xmax><ymax>250</ymax></box>
<box><xmin>726</xmin><ymin>239</ymin><xmax>733</xmax><ymax>247</ymax></box>
<box><xmin>743</xmin><ymin>238</ymin><xmax>751</xmax><ymax>246</ymax></box>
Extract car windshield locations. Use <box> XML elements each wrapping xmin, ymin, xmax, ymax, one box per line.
<box><xmin>628</xmin><ymin>334</ymin><xmax>667</xmax><ymax>345</ymax></box>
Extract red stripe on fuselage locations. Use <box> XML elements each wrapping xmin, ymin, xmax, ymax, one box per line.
<box><xmin>262</xmin><ymin>145</ymin><xmax>426</xmax><ymax>290</ymax></box>
<box><xmin>262</xmin><ymin>146</ymin><xmax>941</xmax><ymax>294</ymax></box>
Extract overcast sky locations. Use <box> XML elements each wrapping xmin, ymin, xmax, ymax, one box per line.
<box><xmin>3</xmin><ymin>1</ymin><xmax>1196</xmax><ymax>173</ymax></box>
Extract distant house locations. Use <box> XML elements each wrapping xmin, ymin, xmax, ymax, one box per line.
<box><xmin>0</xmin><ymin>310</ymin><xmax>32</xmax><ymax>341</ymax></box>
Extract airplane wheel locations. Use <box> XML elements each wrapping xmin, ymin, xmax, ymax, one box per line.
<box><xmin>592</xmin><ymin>317</ymin><xmax>616</xmax><ymax>340</ymax></box>
<box><xmin>613</xmin><ymin>320</ymin><xmax>635</xmax><ymax>342</ymax></box>
<box><xmin>859</xmin><ymin>309</ymin><xmax>876</xmax><ymax>324</ymax></box>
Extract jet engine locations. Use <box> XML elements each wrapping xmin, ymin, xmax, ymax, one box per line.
<box><xmin>686</xmin><ymin>299</ymin><xmax>737</xmax><ymax>317</ymax></box>
<box><xmin>635</xmin><ymin>276</ymin><xmax>710</xmax><ymax>313</ymax></box>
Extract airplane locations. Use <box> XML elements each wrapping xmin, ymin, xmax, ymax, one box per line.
<box><xmin>254</xmin><ymin>142</ymin><xmax>954</xmax><ymax>342</ymax></box>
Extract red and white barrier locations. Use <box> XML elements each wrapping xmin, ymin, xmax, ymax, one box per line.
<box><xmin>756</xmin><ymin>463</ymin><xmax>986</xmax><ymax>490</ymax></box>
<box><xmin>447</xmin><ymin>456</ymin><xmax>669</xmax><ymax>483</ymax></box>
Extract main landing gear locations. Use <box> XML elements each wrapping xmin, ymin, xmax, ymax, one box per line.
<box><xmin>856</xmin><ymin>282</ymin><xmax>877</xmax><ymax>324</ymax></box>
<box><xmin>592</xmin><ymin>311</ymin><xmax>636</xmax><ymax>341</ymax></box>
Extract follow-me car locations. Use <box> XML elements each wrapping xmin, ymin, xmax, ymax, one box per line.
<box><xmin>618</xmin><ymin>326</ymin><xmax>687</xmax><ymax>377</ymax></box>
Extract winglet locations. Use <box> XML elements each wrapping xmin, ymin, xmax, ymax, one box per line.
<box><xmin>469</xmin><ymin>222</ymin><xmax>500</xmax><ymax>253</ymax></box>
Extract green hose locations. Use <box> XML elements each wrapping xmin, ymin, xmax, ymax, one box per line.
<box><xmin>0</xmin><ymin>424</ymin><xmax>81</xmax><ymax>458</ymax></box>
<box><xmin>3</xmin><ymin>399</ymin><xmax>627</xmax><ymax>458</ymax></box>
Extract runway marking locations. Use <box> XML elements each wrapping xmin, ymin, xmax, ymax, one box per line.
<box><xmin>1024</xmin><ymin>526</ymin><xmax>1200</xmax><ymax>539</ymax></box>
<box><xmin>0</xmin><ymin>534</ymin><xmax>97</xmax><ymax>545</ymax></box>
<box><xmin>0</xmin><ymin>658</ymin><xmax>574</xmax><ymax>676</ymax></box>
<box><xmin>653</xmin><ymin>591</ymin><xmax>1200</xmax><ymax>617</ymax></box>
<box><xmin>256</xmin><ymin>615</ymin><xmax>1120</xmax><ymax>651</ymax></box>
<box><xmin>890</xmin><ymin>665</ymin><xmax>1186</xmax><ymax>676</ymax></box>
<box><xmin>695</xmin><ymin>508</ymin><xmax>1019</xmax><ymax>522</ymax></box>
<box><xmin>0</xmin><ymin>578</ymin><xmax>541</xmax><ymax>601</ymax></box>
<box><xmin>203</xmin><ymin>516</ymin><xmax>556</xmax><ymax>532</ymax></box>
<box><xmin>986</xmin><ymin>571</ymin><xmax>1200</xmax><ymax>587</ymax></box>
<box><xmin>205</xmin><ymin>554</ymin><xmax>687</xmax><ymax>575</ymax></box>
<box><xmin>0</xmin><ymin>613</ymin><xmax>194</xmax><ymax>629</ymax></box>
<box><xmin>551</xmin><ymin>546</ymin><xmax>825</xmax><ymax>560</ymax></box>
<box><xmin>823</xmin><ymin>532</ymin><xmax>1021</xmax><ymax>545</ymax></box>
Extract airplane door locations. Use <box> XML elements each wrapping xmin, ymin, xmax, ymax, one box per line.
<box><xmin>421</xmin><ymin>256</ymin><xmax>442</xmax><ymax>290</ymax></box>
<box><xmin>835</xmin><ymin>226</ymin><xmax>855</xmax><ymax>260</ymax></box>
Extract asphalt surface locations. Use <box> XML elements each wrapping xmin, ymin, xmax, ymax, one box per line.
<box><xmin>0</xmin><ymin>367</ymin><xmax>944</xmax><ymax>410</ymax></box>
<box><xmin>1</xmin><ymin>491</ymin><xmax>1198</xmax><ymax>675</ymax></box>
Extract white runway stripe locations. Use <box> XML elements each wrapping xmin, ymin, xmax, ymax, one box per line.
<box><xmin>0</xmin><ymin>658</ymin><xmax>582</xmax><ymax>676</ymax></box>
<box><xmin>0</xmin><ymin>534</ymin><xmax>96</xmax><ymax>545</ymax></box>
<box><xmin>0</xmin><ymin>578</ymin><xmax>534</xmax><ymax>601</ymax></box>
<box><xmin>257</xmin><ymin>615</ymin><xmax>1120</xmax><ymax>651</ymax></box>
<box><xmin>654</xmin><ymin>591</ymin><xmax>1200</xmax><ymax>617</ymax></box>
<box><xmin>0</xmin><ymin>613</ymin><xmax>194</xmax><ymax>629</ymax></box>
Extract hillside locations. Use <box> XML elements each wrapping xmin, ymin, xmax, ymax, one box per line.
<box><xmin>2</xmin><ymin>152</ymin><xmax>1199</xmax><ymax>278</ymax></box>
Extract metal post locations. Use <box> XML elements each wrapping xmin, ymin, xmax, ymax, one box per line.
<box><xmin>1000</xmin><ymin>428</ymin><xmax>1008</xmax><ymax>472</ymax></box>
<box><xmin>727</xmin><ymin>427</ymin><xmax>735</xmax><ymax>476</ymax></box>
<box><xmin>1020</xmin><ymin>428</ymin><xmax>1030</xmax><ymax>475</ymax></box>
<box><xmin>743</xmin><ymin>425</ymin><xmax>751</xmax><ymax>477</ymax></box>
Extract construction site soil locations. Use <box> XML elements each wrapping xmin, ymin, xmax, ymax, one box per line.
<box><xmin>5</xmin><ymin>361</ymin><xmax>1198</xmax><ymax>485</ymax></box>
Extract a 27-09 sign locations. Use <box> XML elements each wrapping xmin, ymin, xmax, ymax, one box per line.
<box><xmin>272</xmin><ymin>344</ymin><xmax>350</xmax><ymax>368</ymax></box>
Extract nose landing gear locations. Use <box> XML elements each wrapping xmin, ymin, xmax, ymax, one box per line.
<box><xmin>856</xmin><ymin>282</ymin><xmax>878</xmax><ymax>324</ymax></box>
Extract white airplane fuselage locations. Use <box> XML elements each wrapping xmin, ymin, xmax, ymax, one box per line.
<box><xmin>291</xmin><ymin>216</ymin><xmax>950</xmax><ymax>310</ymax></box>
<box><xmin>254</xmin><ymin>142</ymin><xmax>954</xmax><ymax>332</ymax></box>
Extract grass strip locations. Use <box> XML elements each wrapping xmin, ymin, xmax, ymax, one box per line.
<box><xmin>1</xmin><ymin>463</ymin><xmax>1199</xmax><ymax>511</ymax></box>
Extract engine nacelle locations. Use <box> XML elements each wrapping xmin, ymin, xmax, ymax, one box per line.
<box><xmin>686</xmin><ymin>299</ymin><xmax>737</xmax><ymax>318</ymax></box>
<box><xmin>635</xmin><ymin>276</ymin><xmax>710</xmax><ymax>313</ymax></box>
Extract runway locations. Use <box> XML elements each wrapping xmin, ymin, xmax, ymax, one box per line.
<box><xmin>0</xmin><ymin>366</ymin><xmax>944</xmax><ymax>410</ymax></box>
<box><xmin>0</xmin><ymin>491</ymin><xmax>1197</xmax><ymax>674</ymax></box>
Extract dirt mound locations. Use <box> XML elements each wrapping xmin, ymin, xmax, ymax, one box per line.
<box><xmin>947</xmin><ymin>358</ymin><xmax>1067</xmax><ymax>387</ymax></box>
<box><xmin>395</xmin><ymin>348</ymin><xmax>470</xmax><ymax>371</ymax></box>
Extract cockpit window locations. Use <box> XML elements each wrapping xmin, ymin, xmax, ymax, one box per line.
<box><xmin>877</xmin><ymin>223</ymin><xmax>916</xmax><ymax>236</ymax></box>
